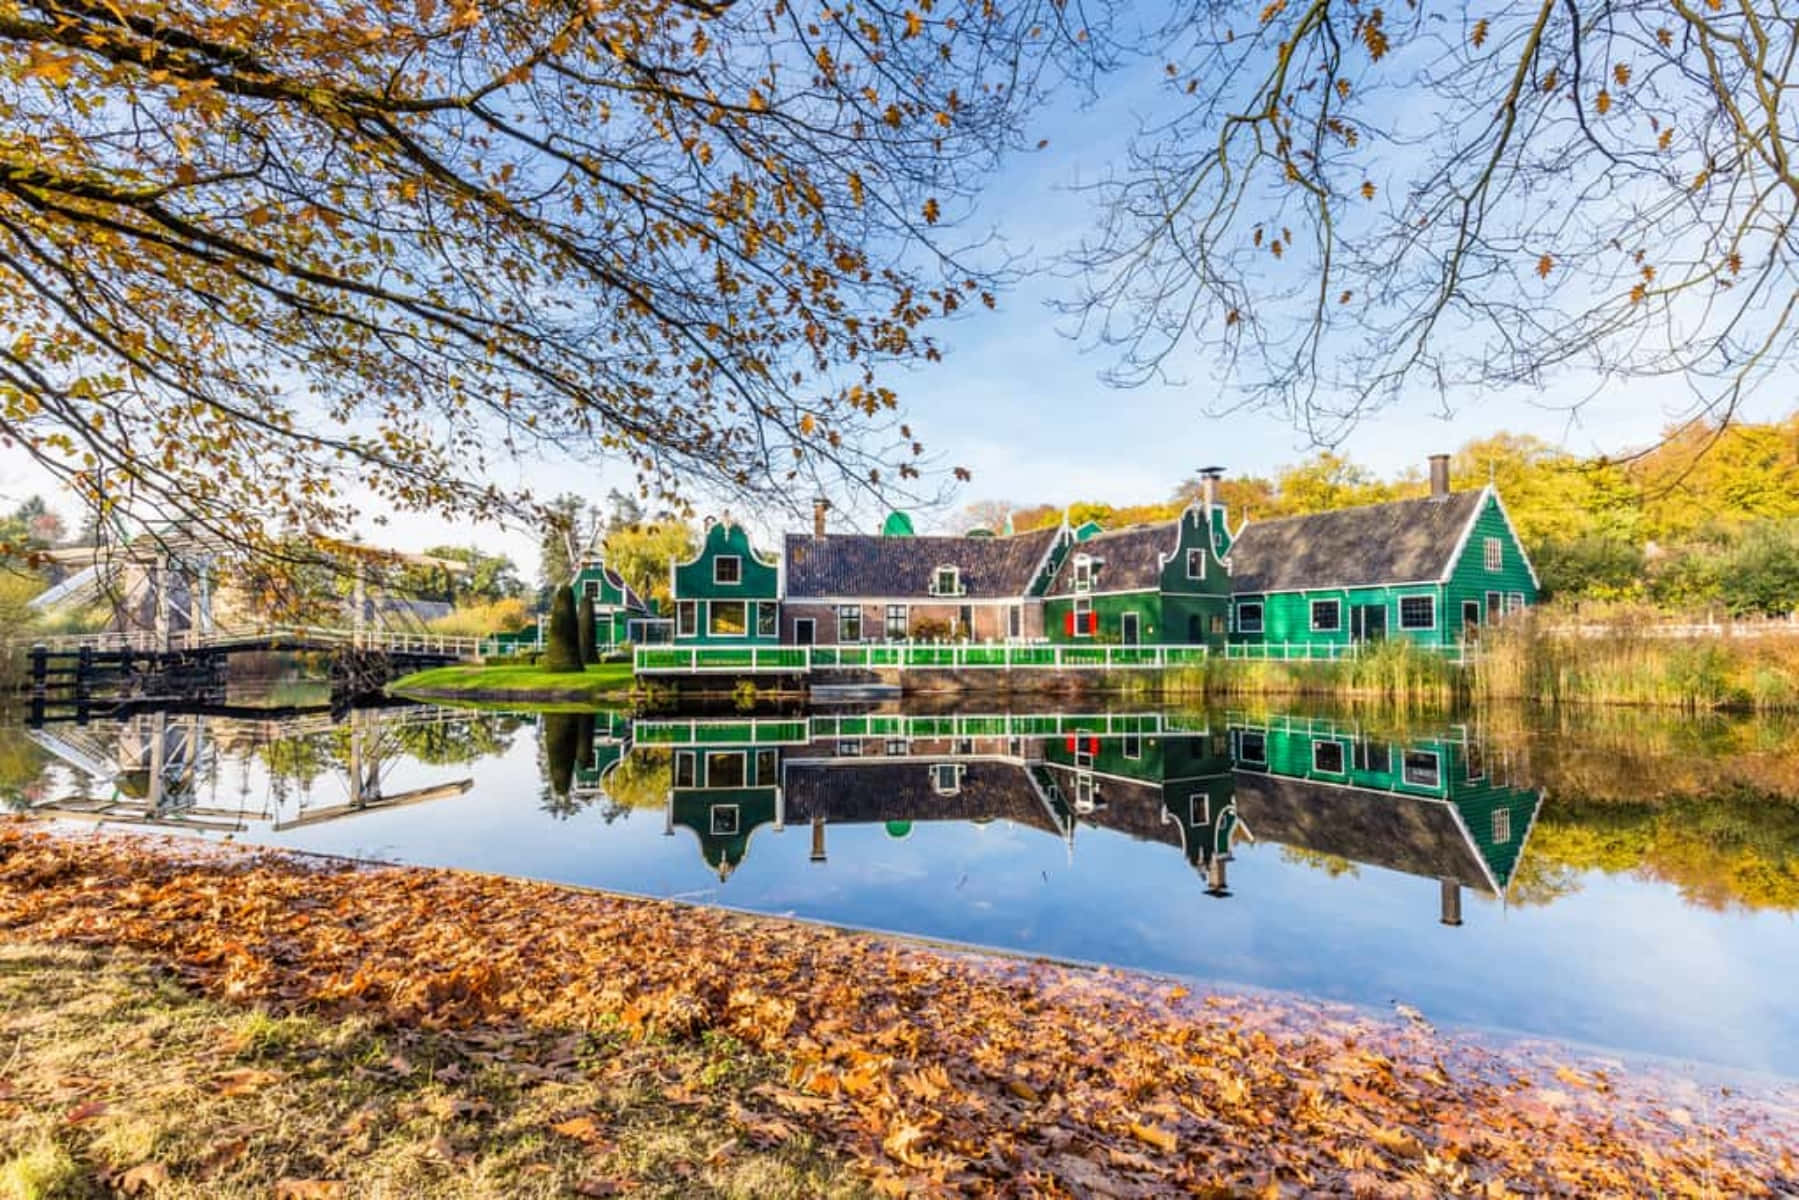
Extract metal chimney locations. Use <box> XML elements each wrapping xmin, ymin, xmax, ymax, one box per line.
<box><xmin>812</xmin><ymin>496</ymin><xmax>829</xmax><ymax>536</ymax></box>
<box><xmin>1428</xmin><ymin>454</ymin><xmax>1451</xmax><ymax>499</ymax></box>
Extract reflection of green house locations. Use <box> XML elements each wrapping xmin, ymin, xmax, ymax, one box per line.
<box><xmin>1040</xmin><ymin>730</ymin><xmax>1239</xmax><ymax>891</ymax></box>
<box><xmin>1227</xmin><ymin>716</ymin><xmax>1542</xmax><ymax>920</ymax></box>
<box><xmin>666</xmin><ymin>743</ymin><xmax>785</xmax><ymax>879</ymax></box>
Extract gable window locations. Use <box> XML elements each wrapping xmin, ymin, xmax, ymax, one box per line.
<box><xmin>1189</xmin><ymin>792</ymin><xmax>1211</xmax><ymax>826</ymax></box>
<box><xmin>1483</xmin><ymin>537</ymin><xmax>1502</xmax><ymax>572</ymax></box>
<box><xmin>710</xmin><ymin>805</ymin><xmax>740</xmax><ymax>836</ymax></box>
<box><xmin>930</xmin><ymin>763</ymin><xmax>965</xmax><ymax>795</ymax></box>
<box><xmin>1492</xmin><ymin>808</ymin><xmax>1512</xmax><ymax>844</ymax></box>
<box><xmin>1073</xmin><ymin>555</ymin><xmax>1093</xmax><ymax>593</ymax></box>
<box><xmin>1312</xmin><ymin>739</ymin><xmax>1346</xmax><ymax>774</ymax></box>
<box><xmin>709</xmin><ymin>600</ymin><xmax>747</xmax><ymax>637</ymax></box>
<box><xmin>1186</xmin><ymin>548</ymin><xmax>1206</xmax><ymax>580</ymax></box>
<box><xmin>674</xmin><ymin>750</ymin><xmax>696</xmax><ymax>789</ymax></box>
<box><xmin>706</xmin><ymin>751</ymin><xmax>747</xmax><ymax>788</ymax></box>
<box><xmin>756</xmin><ymin>601</ymin><xmax>779</xmax><ymax>637</ymax></box>
<box><xmin>1402</xmin><ymin>750</ymin><xmax>1441</xmax><ymax>788</ymax></box>
<box><xmin>714</xmin><ymin>555</ymin><xmax>741</xmax><ymax>585</ymax></box>
<box><xmin>931</xmin><ymin>565</ymin><xmax>963</xmax><ymax>597</ymax></box>
<box><xmin>1310</xmin><ymin>599</ymin><xmax>1342</xmax><ymax>632</ymax></box>
<box><xmin>885</xmin><ymin>604</ymin><xmax>909</xmax><ymax>640</ymax></box>
<box><xmin>838</xmin><ymin>604</ymin><xmax>862</xmax><ymax>642</ymax></box>
<box><xmin>1237</xmin><ymin>731</ymin><xmax>1267</xmax><ymax>765</ymax></box>
<box><xmin>676</xmin><ymin>601</ymin><xmax>698</xmax><ymax>638</ymax></box>
<box><xmin>1398</xmin><ymin>595</ymin><xmax>1436</xmax><ymax>630</ymax></box>
<box><xmin>583</xmin><ymin>579</ymin><xmax>600</xmax><ymax>600</ymax></box>
<box><xmin>1237</xmin><ymin>601</ymin><xmax>1264</xmax><ymax>634</ymax></box>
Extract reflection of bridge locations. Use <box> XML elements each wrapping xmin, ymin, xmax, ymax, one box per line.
<box><xmin>23</xmin><ymin>704</ymin><xmax>479</xmax><ymax>833</ymax></box>
<box><xmin>28</xmin><ymin>625</ymin><xmax>483</xmax><ymax>657</ymax></box>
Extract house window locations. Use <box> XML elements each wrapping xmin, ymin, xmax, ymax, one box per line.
<box><xmin>710</xmin><ymin>805</ymin><xmax>740</xmax><ymax>836</ymax></box>
<box><xmin>1075</xmin><ymin>738</ymin><xmax>1093</xmax><ymax>768</ymax></box>
<box><xmin>714</xmin><ymin>555</ymin><xmax>741</xmax><ymax>585</ymax></box>
<box><xmin>1074</xmin><ymin>772</ymin><xmax>1096</xmax><ymax>812</ymax></box>
<box><xmin>930</xmin><ymin>763</ymin><xmax>964</xmax><ymax>795</ymax></box>
<box><xmin>931</xmin><ymin>565</ymin><xmax>962</xmax><ymax>596</ymax></box>
<box><xmin>1398</xmin><ymin>595</ymin><xmax>1436</xmax><ymax>630</ymax></box>
<box><xmin>885</xmin><ymin>604</ymin><xmax>909</xmax><ymax>640</ymax></box>
<box><xmin>1465</xmin><ymin>744</ymin><xmax>1486</xmax><ymax>782</ymax></box>
<box><xmin>1312</xmin><ymin>740</ymin><xmax>1346</xmax><ymax>774</ymax></box>
<box><xmin>754</xmin><ymin>748</ymin><xmax>778</xmax><ymax>785</ymax></box>
<box><xmin>885</xmin><ymin>738</ymin><xmax>910</xmax><ymax>755</ymax></box>
<box><xmin>1310</xmin><ymin>599</ymin><xmax>1342</xmax><ymax>632</ymax></box>
<box><xmin>1354</xmin><ymin>740</ymin><xmax>1389</xmax><ymax>774</ymax></box>
<box><xmin>1492</xmin><ymin>808</ymin><xmax>1512</xmax><ymax>844</ymax></box>
<box><xmin>837</xmin><ymin>740</ymin><xmax>862</xmax><ymax>757</ymax></box>
<box><xmin>1237</xmin><ymin>731</ymin><xmax>1267</xmax><ymax>765</ymax></box>
<box><xmin>838</xmin><ymin>604</ymin><xmax>862</xmax><ymax>642</ymax></box>
<box><xmin>1484</xmin><ymin>537</ymin><xmax>1502</xmax><ymax>572</ymax></box>
<box><xmin>676</xmin><ymin>601</ymin><xmax>698</xmax><ymax>638</ymax></box>
<box><xmin>1186</xmin><ymin>548</ymin><xmax>1205</xmax><ymax>580</ymax></box>
<box><xmin>1506</xmin><ymin>592</ymin><xmax>1526</xmax><ymax>614</ymax></box>
<box><xmin>1073</xmin><ymin>596</ymin><xmax>1092</xmax><ymax>637</ymax></box>
<box><xmin>756</xmin><ymin>601</ymin><xmax>779</xmax><ymax>637</ymax></box>
<box><xmin>1073</xmin><ymin>555</ymin><xmax>1093</xmax><ymax>592</ymax></box>
<box><xmin>1402</xmin><ymin>750</ymin><xmax>1441</xmax><ymax>788</ymax></box>
<box><xmin>674</xmin><ymin>750</ymin><xmax>696</xmax><ymax>789</ymax></box>
<box><xmin>583</xmin><ymin>579</ymin><xmax>600</xmax><ymax>600</ymax></box>
<box><xmin>1189</xmin><ymin>792</ymin><xmax>1210</xmax><ymax>825</ymax></box>
<box><xmin>1123</xmin><ymin>732</ymin><xmax>1142</xmax><ymax>760</ymax></box>
<box><xmin>1237</xmin><ymin>602</ymin><xmax>1264</xmax><ymax>634</ymax></box>
<box><xmin>709</xmin><ymin>600</ymin><xmax>747</xmax><ymax>637</ymax></box>
<box><xmin>706</xmin><ymin>751</ymin><xmax>746</xmax><ymax>788</ymax></box>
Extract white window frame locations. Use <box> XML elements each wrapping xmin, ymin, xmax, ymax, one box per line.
<box><xmin>705</xmin><ymin>750</ymin><xmax>747</xmax><ymax>789</ymax></box>
<box><xmin>754</xmin><ymin>748</ymin><xmax>778</xmax><ymax>785</ymax></box>
<box><xmin>1186</xmin><ymin>548</ymin><xmax>1206</xmax><ymax>580</ymax></box>
<box><xmin>885</xmin><ymin>738</ymin><xmax>910</xmax><ymax>755</ymax></box>
<box><xmin>708</xmin><ymin>599</ymin><xmax>748</xmax><ymax>638</ymax></box>
<box><xmin>1398</xmin><ymin>594</ymin><xmax>1437</xmax><ymax>631</ymax></box>
<box><xmin>837</xmin><ymin>604</ymin><xmax>862</xmax><ymax>642</ymax></box>
<box><xmin>1073</xmin><ymin>555</ymin><xmax>1093</xmax><ymax>593</ymax></box>
<box><xmin>1237</xmin><ymin>731</ymin><xmax>1267</xmax><ymax>765</ymax></box>
<box><xmin>756</xmin><ymin>601</ymin><xmax>779</xmax><ymax>638</ymax></box>
<box><xmin>583</xmin><ymin>579</ymin><xmax>600</xmax><ymax>600</ymax></box>
<box><xmin>713</xmin><ymin>554</ymin><xmax>742</xmax><ymax>585</ymax></box>
<box><xmin>930</xmin><ymin>763</ymin><xmax>965</xmax><ymax>795</ymax></box>
<box><xmin>676</xmin><ymin>600</ymin><xmax>699</xmax><ymax>638</ymax></box>
<box><xmin>930</xmin><ymin>565</ymin><xmax>963</xmax><ymax>597</ymax></box>
<box><xmin>1073</xmin><ymin>595</ymin><xmax>1093</xmax><ymax>638</ymax></box>
<box><xmin>1312</xmin><ymin>739</ymin><xmax>1347</xmax><ymax>776</ymax></box>
<box><xmin>1189</xmin><ymin>792</ymin><xmax>1211</xmax><ymax>826</ymax></box>
<box><xmin>1074</xmin><ymin>737</ymin><xmax>1093</xmax><ymax>768</ymax></box>
<box><xmin>674</xmin><ymin>750</ymin><xmax>697</xmax><ymax>789</ymax></box>
<box><xmin>1464</xmin><ymin>743</ymin><xmax>1486</xmax><ymax>783</ymax></box>
<box><xmin>1354</xmin><ymin>739</ymin><xmax>1390</xmax><ymax>775</ymax></box>
<box><xmin>1120</xmin><ymin>611</ymin><xmax>1141</xmax><ymax>645</ymax></box>
<box><xmin>1506</xmin><ymin>592</ymin><xmax>1526</xmax><ymax>614</ymax></box>
<box><xmin>1074</xmin><ymin>772</ymin><xmax>1096</xmax><ymax>813</ymax></box>
<box><xmin>1492</xmin><ymin>808</ymin><xmax>1512</xmax><ymax>844</ymax></box>
<box><xmin>885</xmin><ymin>604</ymin><xmax>909</xmax><ymax>641</ymax></box>
<box><xmin>1310</xmin><ymin>598</ymin><xmax>1342</xmax><ymax>633</ymax></box>
<box><xmin>1122</xmin><ymin>731</ymin><xmax>1142</xmax><ymax>760</ymax></box>
<box><xmin>1483</xmin><ymin>537</ymin><xmax>1502</xmax><ymax>572</ymax></box>
<box><xmin>1401</xmin><ymin>749</ymin><xmax>1441</xmax><ymax>789</ymax></box>
<box><xmin>1237</xmin><ymin>601</ymin><xmax>1264</xmax><ymax>634</ymax></box>
<box><xmin>836</xmin><ymin>739</ymin><xmax>862</xmax><ymax>757</ymax></box>
<box><xmin>710</xmin><ymin>804</ymin><xmax>740</xmax><ymax>836</ymax></box>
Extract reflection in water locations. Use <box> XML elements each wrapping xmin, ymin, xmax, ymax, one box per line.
<box><xmin>10</xmin><ymin>701</ymin><xmax>1799</xmax><ymax>1073</ymax></box>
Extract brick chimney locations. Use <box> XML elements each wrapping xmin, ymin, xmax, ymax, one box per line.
<box><xmin>812</xmin><ymin>496</ymin><xmax>829</xmax><ymax>536</ymax></box>
<box><xmin>1428</xmin><ymin>454</ymin><xmax>1451</xmax><ymax>499</ymax></box>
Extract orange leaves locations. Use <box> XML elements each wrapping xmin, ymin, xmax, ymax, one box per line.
<box><xmin>920</xmin><ymin>198</ymin><xmax>941</xmax><ymax>225</ymax></box>
<box><xmin>274</xmin><ymin>1182</ymin><xmax>345</xmax><ymax>1200</ymax></box>
<box><xmin>1657</xmin><ymin>26</ymin><xmax>1674</xmax><ymax>48</ymax></box>
<box><xmin>1658</xmin><ymin>127</ymin><xmax>1674</xmax><ymax>151</ymax></box>
<box><xmin>1536</xmin><ymin>254</ymin><xmax>1555</xmax><ymax>279</ymax></box>
<box><xmin>1360</xmin><ymin>180</ymin><xmax>1376</xmax><ymax>201</ymax></box>
<box><xmin>212</xmin><ymin>1067</ymin><xmax>281</xmax><ymax>1096</ymax></box>
<box><xmin>1129</xmin><ymin>1120</ymin><xmax>1178</xmax><ymax>1153</ymax></box>
<box><xmin>1470</xmin><ymin>19</ymin><xmax>1488</xmax><ymax>49</ymax></box>
<box><xmin>1259</xmin><ymin>0</ymin><xmax>1288</xmax><ymax>25</ymax></box>
<box><xmin>903</xmin><ymin>10</ymin><xmax>924</xmax><ymax>39</ymax></box>
<box><xmin>1360</xmin><ymin>8</ymin><xmax>1390</xmax><ymax>61</ymax></box>
<box><xmin>24</xmin><ymin>50</ymin><xmax>79</xmax><ymax>87</ymax></box>
<box><xmin>1613</xmin><ymin>63</ymin><xmax>1632</xmax><ymax>88</ymax></box>
<box><xmin>1595</xmin><ymin>89</ymin><xmax>1612</xmax><ymax>116</ymax></box>
<box><xmin>1542</xmin><ymin>68</ymin><xmax>1559</xmax><ymax>93</ymax></box>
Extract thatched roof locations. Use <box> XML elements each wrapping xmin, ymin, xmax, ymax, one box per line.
<box><xmin>783</xmin><ymin>525</ymin><xmax>1062</xmax><ymax>600</ymax></box>
<box><xmin>1226</xmin><ymin>490</ymin><xmax>1485</xmax><ymax>593</ymax></box>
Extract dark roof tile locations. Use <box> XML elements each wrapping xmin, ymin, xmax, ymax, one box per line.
<box><xmin>783</xmin><ymin>525</ymin><xmax>1063</xmax><ymax>599</ymax></box>
<box><xmin>1045</xmin><ymin>522</ymin><xmax>1177</xmax><ymax>595</ymax></box>
<box><xmin>1226</xmin><ymin>490</ymin><xmax>1485</xmax><ymax>593</ymax></box>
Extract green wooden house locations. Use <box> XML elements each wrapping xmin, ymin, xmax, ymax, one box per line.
<box><xmin>1227</xmin><ymin>714</ymin><xmax>1542</xmax><ymax>916</ymax></box>
<box><xmin>483</xmin><ymin>555</ymin><xmax>654</xmax><ymax>657</ymax></box>
<box><xmin>671</xmin><ymin>520</ymin><xmax>782</xmax><ymax>645</ymax></box>
<box><xmin>1042</xmin><ymin>502</ymin><xmax>1233</xmax><ymax>648</ymax></box>
<box><xmin>1225</xmin><ymin>464</ymin><xmax>1539</xmax><ymax>652</ymax></box>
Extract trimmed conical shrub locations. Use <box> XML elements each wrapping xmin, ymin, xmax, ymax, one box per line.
<box><xmin>542</xmin><ymin>583</ymin><xmax>585</xmax><ymax>673</ymax></box>
<box><xmin>577</xmin><ymin>593</ymin><xmax>598</xmax><ymax>664</ymax></box>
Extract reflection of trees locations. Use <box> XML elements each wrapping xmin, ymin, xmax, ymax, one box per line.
<box><xmin>259</xmin><ymin>732</ymin><xmax>338</xmax><ymax>792</ymax></box>
<box><xmin>1278</xmin><ymin>847</ymin><xmax>1359</xmax><ymax>879</ymax></box>
<box><xmin>392</xmin><ymin>715</ymin><xmax>518</xmax><ymax>766</ymax></box>
<box><xmin>0</xmin><ymin>725</ymin><xmax>48</xmax><ymax>813</ymax></box>
<box><xmin>602</xmin><ymin>747</ymin><xmax>671</xmax><ymax>820</ymax></box>
<box><xmin>539</xmin><ymin>713</ymin><xmax>591</xmax><ymax>820</ymax></box>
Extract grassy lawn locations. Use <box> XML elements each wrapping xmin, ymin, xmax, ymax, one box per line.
<box><xmin>389</xmin><ymin>661</ymin><xmax>636</xmax><ymax>703</ymax></box>
<box><xmin>0</xmin><ymin>943</ymin><xmax>860</xmax><ymax>1200</ymax></box>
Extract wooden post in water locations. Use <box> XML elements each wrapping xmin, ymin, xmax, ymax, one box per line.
<box><xmin>809</xmin><ymin>814</ymin><xmax>828</xmax><ymax>864</ymax></box>
<box><xmin>1205</xmin><ymin>855</ymin><xmax>1230</xmax><ymax>898</ymax></box>
<box><xmin>1439</xmin><ymin>878</ymin><xmax>1463</xmax><ymax>926</ymax></box>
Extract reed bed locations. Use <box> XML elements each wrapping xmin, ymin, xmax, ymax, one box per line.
<box><xmin>1142</xmin><ymin>638</ymin><xmax>1464</xmax><ymax>710</ymax></box>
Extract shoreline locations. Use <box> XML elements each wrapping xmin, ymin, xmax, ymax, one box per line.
<box><xmin>2</xmin><ymin>822</ymin><xmax>1794</xmax><ymax>1195</ymax></box>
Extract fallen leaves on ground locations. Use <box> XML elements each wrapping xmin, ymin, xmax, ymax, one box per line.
<box><xmin>2</xmin><ymin>826</ymin><xmax>1794</xmax><ymax>1196</ymax></box>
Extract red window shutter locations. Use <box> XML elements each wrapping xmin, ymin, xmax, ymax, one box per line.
<box><xmin>1087</xmin><ymin>612</ymin><xmax>1098</xmax><ymax>634</ymax></box>
<box><xmin>1087</xmin><ymin>736</ymin><xmax>1100</xmax><ymax>755</ymax></box>
<box><xmin>1065</xmin><ymin>610</ymin><xmax>1075</xmax><ymax>635</ymax></box>
<box><xmin>1065</xmin><ymin>735</ymin><xmax>1077</xmax><ymax>753</ymax></box>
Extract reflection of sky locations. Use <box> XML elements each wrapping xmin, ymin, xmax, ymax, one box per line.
<box><xmin>21</xmin><ymin>713</ymin><xmax>1799</xmax><ymax>1077</ymax></box>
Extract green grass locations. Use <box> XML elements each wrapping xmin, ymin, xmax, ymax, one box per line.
<box><xmin>389</xmin><ymin>661</ymin><xmax>636</xmax><ymax>704</ymax></box>
<box><xmin>0</xmin><ymin>943</ymin><xmax>862</xmax><ymax>1199</ymax></box>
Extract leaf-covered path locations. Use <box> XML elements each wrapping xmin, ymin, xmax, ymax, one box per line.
<box><xmin>1</xmin><ymin>824</ymin><xmax>1794</xmax><ymax>1197</ymax></box>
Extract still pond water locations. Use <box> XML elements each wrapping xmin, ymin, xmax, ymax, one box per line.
<box><xmin>6</xmin><ymin>699</ymin><xmax>1798</xmax><ymax>1076</ymax></box>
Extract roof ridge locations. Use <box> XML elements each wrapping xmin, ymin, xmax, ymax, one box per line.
<box><xmin>1240</xmin><ymin>489</ymin><xmax>1475</xmax><ymax>528</ymax></box>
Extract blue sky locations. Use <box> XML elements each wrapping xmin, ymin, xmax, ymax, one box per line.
<box><xmin>2</xmin><ymin>40</ymin><xmax>1787</xmax><ymax>577</ymax></box>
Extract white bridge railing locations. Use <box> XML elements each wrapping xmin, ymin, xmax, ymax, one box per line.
<box><xmin>15</xmin><ymin>625</ymin><xmax>482</xmax><ymax>658</ymax></box>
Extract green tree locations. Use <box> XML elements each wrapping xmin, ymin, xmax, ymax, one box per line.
<box><xmin>577</xmin><ymin>593</ymin><xmax>597</xmax><ymax>664</ymax></box>
<box><xmin>541</xmin><ymin>584</ymin><xmax>584</xmax><ymax>674</ymax></box>
<box><xmin>1535</xmin><ymin>536</ymin><xmax>1645</xmax><ymax>601</ymax></box>
<box><xmin>603</xmin><ymin>521</ymin><xmax>696</xmax><ymax>612</ymax></box>
<box><xmin>1718</xmin><ymin>522</ymin><xmax>1799</xmax><ymax>617</ymax></box>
